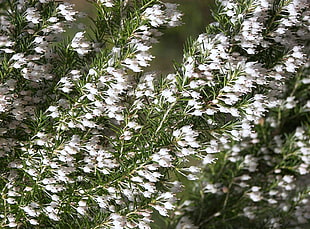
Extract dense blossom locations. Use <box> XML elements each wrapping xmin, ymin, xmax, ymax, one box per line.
<box><xmin>0</xmin><ymin>0</ymin><xmax>309</xmax><ymax>228</ymax></box>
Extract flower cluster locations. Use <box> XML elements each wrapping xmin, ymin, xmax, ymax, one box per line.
<box><xmin>167</xmin><ymin>0</ymin><xmax>310</xmax><ymax>228</ymax></box>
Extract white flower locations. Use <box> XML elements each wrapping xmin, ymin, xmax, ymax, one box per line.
<box><xmin>123</xmin><ymin>58</ymin><xmax>142</xmax><ymax>72</ymax></box>
<box><xmin>203</xmin><ymin>183</ymin><xmax>218</xmax><ymax>193</ymax></box>
<box><xmin>29</xmin><ymin>219</ymin><xmax>39</xmax><ymax>225</ymax></box>
<box><xmin>143</xmin><ymin>5</ymin><xmax>165</xmax><ymax>27</ymax></box>
<box><xmin>47</xmin><ymin>212</ymin><xmax>60</xmax><ymax>221</ymax></box>
<box><xmin>71</xmin><ymin>32</ymin><xmax>90</xmax><ymax>55</ymax></box>
<box><xmin>284</xmin><ymin>96</ymin><xmax>296</xmax><ymax>109</ymax></box>
<box><xmin>76</xmin><ymin>206</ymin><xmax>86</xmax><ymax>215</ymax></box>
<box><xmin>162</xmin><ymin>89</ymin><xmax>176</xmax><ymax>103</ymax></box>
<box><xmin>98</xmin><ymin>0</ymin><xmax>114</xmax><ymax>7</ymax></box>
<box><xmin>21</xmin><ymin>206</ymin><xmax>38</xmax><ymax>217</ymax></box>
<box><xmin>152</xmin><ymin>204</ymin><xmax>168</xmax><ymax>216</ymax></box>
<box><xmin>25</xmin><ymin>8</ymin><xmax>40</xmax><ymax>24</ymax></box>
<box><xmin>248</xmin><ymin>191</ymin><xmax>262</xmax><ymax>202</ymax></box>
<box><xmin>122</xmin><ymin>130</ymin><xmax>132</xmax><ymax>140</ymax></box>
<box><xmin>131</xmin><ymin>176</ymin><xmax>143</xmax><ymax>183</ymax></box>
<box><xmin>6</xmin><ymin>198</ymin><xmax>16</xmax><ymax>204</ymax></box>
<box><xmin>58</xmin><ymin>3</ymin><xmax>77</xmax><ymax>21</ymax></box>
<box><xmin>8</xmin><ymin>222</ymin><xmax>17</xmax><ymax>228</ymax></box>
<box><xmin>152</xmin><ymin>149</ymin><xmax>172</xmax><ymax>167</ymax></box>
<box><xmin>282</xmin><ymin>175</ymin><xmax>294</xmax><ymax>184</ymax></box>
<box><xmin>202</xmin><ymin>155</ymin><xmax>217</xmax><ymax>164</ymax></box>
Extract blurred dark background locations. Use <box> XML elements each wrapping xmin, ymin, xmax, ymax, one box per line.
<box><xmin>65</xmin><ymin>0</ymin><xmax>215</xmax><ymax>73</ymax></box>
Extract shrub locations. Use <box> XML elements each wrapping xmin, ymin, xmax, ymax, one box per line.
<box><xmin>0</xmin><ymin>0</ymin><xmax>309</xmax><ymax>228</ymax></box>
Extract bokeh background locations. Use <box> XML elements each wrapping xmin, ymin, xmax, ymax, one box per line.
<box><xmin>65</xmin><ymin>0</ymin><xmax>215</xmax><ymax>74</ymax></box>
